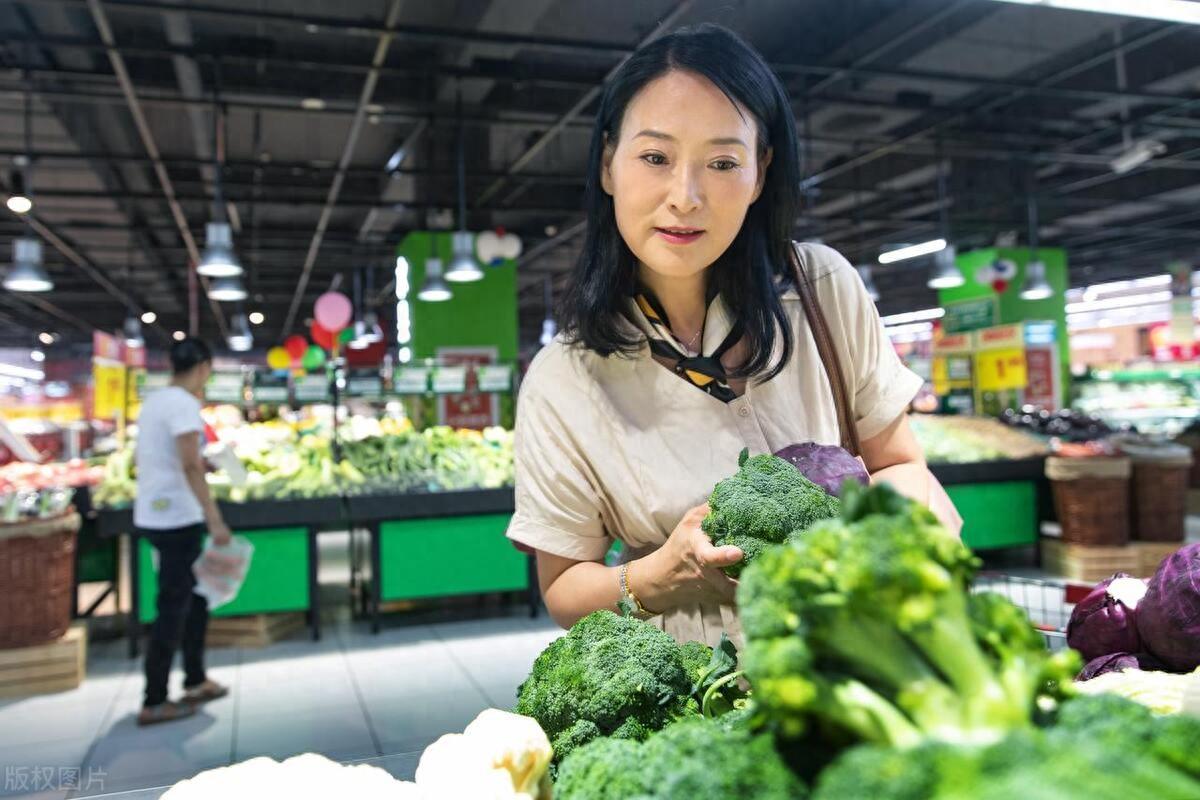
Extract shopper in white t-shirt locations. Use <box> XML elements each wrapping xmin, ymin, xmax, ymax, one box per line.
<box><xmin>135</xmin><ymin>337</ymin><xmax>233</xmax><ymax>726</ymax></box>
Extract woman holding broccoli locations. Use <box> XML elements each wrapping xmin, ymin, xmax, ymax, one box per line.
<box><xmin>507</xmin><ymin>24</ymin><xmax>959</xmax><ymax>646</ymax></box>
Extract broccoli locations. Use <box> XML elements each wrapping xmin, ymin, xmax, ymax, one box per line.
<box><xmin>1050</xmin><ymin>694</ymin><xmax>1200</xmax><ymax>781</ymax></box>
<box><xmin>515</xmin><ymin>611</ymin><xmax>740</xmax><ymax>765</ymax></box>
<box><xmin>702</xmin><ymin>449</ymin><xmax>841</xmax><ymax>577</ymax></box>
<box><xmin>739</xmin><ymin>481</ymin><xmax>1078</xmax><ymax>749</ymax></box>
<box><xmin>554</xmin><ymin>719</ymin><xmax>808</xmax><ymax>800</ymax></box>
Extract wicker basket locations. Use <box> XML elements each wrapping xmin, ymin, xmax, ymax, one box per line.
<box><xmin>1046</xmin><ymin>457</ymin><xmax>1131</xmax><ymax>547</ymax></box>
<box><xmin>0</xmin><ymin>511</ymin><xmax>80</xmax><ymax>650</ymax></box>
<box><xmin>1131</xmin><ymin>462</ymin><xmax>1190</xmax><ymax>543</ymax></box>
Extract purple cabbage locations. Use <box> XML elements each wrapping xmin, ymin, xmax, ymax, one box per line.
<box><xmin>1076</xmin><ymin>652</ymin><xmax>1165</xmax><ymax>682</ymax></box>
<box><xmin>1136</xmin><ymin>542</ymin><xmax>1200</xmax><ymax>672</ymax></box>
<box><xmin>773</xmin><ymin>442</ymin><xmax>868</xmax><ymax>498</ymax></box>
<box><xmin>1066</xmin><ymin>572</ymin><xmax>1147</xmax><ymax>662</ymax></box>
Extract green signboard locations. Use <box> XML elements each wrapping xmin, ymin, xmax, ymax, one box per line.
<box><xmin>943</xmin><ymin>297</ymin><xmax>998</xmax><ymax>334</ymax></box>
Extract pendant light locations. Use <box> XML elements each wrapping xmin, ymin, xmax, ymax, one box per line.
<box><xmin>926</xmin><ymin>143</ymin><xmax>964</xmax><ymax>290</ymax></box>
<box><xmin>198</xmin><ymin>61</ymin><xmax>243</xmax><ymax>279</ymax></box>
<box><xmin>445</xmin><ymin>85</ymin><xmax>483</xmax><ymax>283</ymax></box>
<box><xmin>349</xmin><ymin>266</ymin><xmax>384</xmax><ymax>348</ymax></box>
<box><xmin>6</xmin><ymin>68</ymin><xmax>33</xmax><ymax>215</ymax></box>
<box><xmin>418</xmin><ymin>257</ymin><xmax>452</xmax><ymax>302</ymax></box>
<box><xmin>123</xmin><ymin>313</ymin><xmax>144</xmax><ymax>348</ymax></box>
<box><xmin>5</xmin><ymin>237</ymin><xmax>52</xmax><ymax>292</ymax></box>
<box><xmin>1020</xmin><ymin>177</ymin><xmax>1052</xmax><ymax>301</ymax></box>
<box><xmin>228</xmin><ymin>311</ymin><xmax>253</xmax><ymax>352</ymax></box>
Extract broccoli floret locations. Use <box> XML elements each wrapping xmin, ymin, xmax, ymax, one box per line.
<box><xmin>1052</xmin><ymin>694</ymin><xmax>1200</xmax><ymax>781</ymax></box>
<box><xmin>555</xmin><ymin>719</ymin><xmax>808</xmax><ymax>800</ymax></box>
<box><xmin>702</xmin><ymin>449</ymin><xmax>840</xmax><ymax>577</ymax></box>
<box><xmin>740</xmin><ymin>481</ymin><xmax>1063</xmax><ymax>749</ymax></box>
<box><xmin>517</xmin><ymin>611</ymin><xmax>728</xmax><ymax>764</ymax></box>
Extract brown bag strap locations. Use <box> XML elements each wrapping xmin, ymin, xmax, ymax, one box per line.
<box><xmin>789</xmin><ymin>241</ymin><xmax>862</xmax><ymax>456</ymax></box>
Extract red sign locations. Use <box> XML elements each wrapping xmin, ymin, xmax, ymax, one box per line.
<box><xmin>1024</xmin><ymin>347</ymin><xmax>1057</xmax><ymax>411</ymax></box>
<box><xmin>93</xmin><ymin>331</ymin><xmax>121</xmax><ymax>361</ymax></box>
<box><xmin>437</xmin><ymin>347</ymin><xmax>497</xmax><ymax>430</ymax></box>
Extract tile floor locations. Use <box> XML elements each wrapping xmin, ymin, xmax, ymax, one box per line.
<box><xmin>0</xmin><ymin>533</ymin><xmax>561</xmax><ymax>800</ymax></box>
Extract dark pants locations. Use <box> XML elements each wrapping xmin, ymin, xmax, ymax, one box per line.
<box><xmin>141</xmin><ymin>525</ymin><xmax>209</xmax><ymax>708</ymax></box>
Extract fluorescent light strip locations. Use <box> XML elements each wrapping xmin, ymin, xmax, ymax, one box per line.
<box><xmin>1065</xmin><ymin>290</ymin><xmax>1173</xmax><ymax>315</ymax></box>
<box><xmin>0</xmin><ymin>363</ymin><xmax>44</xmax><ymax>380</ymax></box>
<box><xmin>886</xmin><ymin>321</ymin><xmax>934</xmax><ymax>337</ymax></box>
<box><xmin>991</xmin><ymin>0</ymin><xmax>1200</xmax><ymax>24</ymax></box>
<box><xmin>878</xmin><ymin>239</ymin><xmax>947</xmax><ymax>265</ymax></box>
<box><xmin>882</xmin><ymin>307</ymin><xmax>946</xmax><ymax>326</ymax></box>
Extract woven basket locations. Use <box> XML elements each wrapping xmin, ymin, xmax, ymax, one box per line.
<box><xmin>0</xmin><ymin>511</ymin><xmax>80</xmax><ymax>650</ymax></box>
<box><xmin>1051</xmin><ymin>478</ymin><xmax>1131</xmax><ymax>547</ymax></box>
<box><xmin>1132</xmin><ymin>462</ymin><xmax>1190</xmax><ymax>543</ymax></box>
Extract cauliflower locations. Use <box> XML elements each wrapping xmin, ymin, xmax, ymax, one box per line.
<box><xmin>415</xmin><ymin>709</ymin><xmax>552</xmax><ymax>800</ymax></box>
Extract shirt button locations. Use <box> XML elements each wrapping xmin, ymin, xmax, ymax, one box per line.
<box><xmin>737</xmin><ymin>405</ymin><xmax>751</xmax><ymax>418</ymax></box>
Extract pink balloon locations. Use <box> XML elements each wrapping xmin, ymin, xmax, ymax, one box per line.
<box><xmin>314</xmin><ymin>292</ymin><xmax>353</xmax><ymax>331</ymax></box>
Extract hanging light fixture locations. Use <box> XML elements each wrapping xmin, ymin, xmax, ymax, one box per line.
<box><xmin>209</xmin><ymin>275</ymin><xmax>248</xmax><ymax>302</ymax></box>
<box><xmin>927</xmin><ymin>143</ymin><xmax>964</xmax><ymax>290</ymax></box>
<box><xmin>6</xmin><ymin>69</ymin><xmax>34</xmax><ymax>215</ymax></box>
<box><xmin>5</xmin><ymin>237</ymin><xmax>52</xmax><ymax>292</ymax></box>
<box><xmin>1020</xmin><ymin>182</ymin><xmax>1053</xmax><ymax>301</ymax></box>
<box><xmin>123</xmin><ymin>313</ymin><xmax>145</xmax><ymax>348</ymax></box>
<box><xmin>198</xmin><ymin>221</ymin><xmax>242</xmax><ymax>277</ymax></box>
<box><xmin>6</xmin><ymin>167</ymin><xmax>31</xmax><ymax>215</ymax></box>
<box><xmin>418</xmin><ymin>257</ymin><xmax>452</xmax><ymax>302</ymax></box>
<box><xmin>445</xmin><ymin>85</ymin><xmax>483</xmax><ymax>283</ymax></box>
<box><xmin>856</xmin><ymin>265</ymin><xmax>880</xmax><ymax>302</ymax></box>
<box><xmin>227</xmin><ymin>311</ymin><xmax>253</xmax><ymax>352</ymax></box>
<box><xmin>928</xmin><ymin>245</ymin><xmax>964</xmax><ymax>289</ymax></box>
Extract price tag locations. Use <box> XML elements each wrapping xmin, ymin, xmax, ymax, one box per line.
<box><xmin>393</xmin><ymin>367</ymin><xmax>430</xmax><ymax>395</ymax></box>
<box><xmin>432</xmin><ymin>366</ymin><xmax>468</xmax><ymax>394</ymax></box>
<box><xmin>205</xmin><ymin>372</ymin><xmax>244</xmax><ymax>403</ymax></box>
<box><xmin>346</xmin><ymin>370</ymin><xmax>383</xmax><ymax>399</ymax></box>
<box><xmin>250</xmin><ymin>373</ymin><xmax>290</xmax><ymax>404</ymax></box>
<box><xmin>975</xmin><ymin>347</ymin><xmax>1027</xmax><ymax>392</ymax></box>
<box><xmin>476</xmin><ymin>364</ymin><xmax>513</xmax><ymax>393</ymax></box>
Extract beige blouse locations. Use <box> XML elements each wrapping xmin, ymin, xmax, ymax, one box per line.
<box><xmin>506</xmin><ymin>243</ymin><xmax>924</xmax><ymax>647</ymax></box>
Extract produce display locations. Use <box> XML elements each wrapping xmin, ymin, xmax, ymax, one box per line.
<box><xmin>515</xmin><ymin>474</ymin><xmax>1200</xmax><ymax>799</ymax></box>
<box><xmin>162</xmin><ymin>709</ymin><xmax>552</xmax><ymax>799</ymax></box>
<box><xmin>0</xmin><ymin>459</ymin><xmax>103</xmax><ymax>491</ymax></box>
<box><xmin>999</xmin><ymin>405</ymin><xmax>1120</xmax><ymax>441</ymax></box>
<box><xmin>701</xmin><ymin>449</ymin><xmax>841</xmax><ymax>577</ymax></box>
<box><xmin>909</xmin><ymin>414</ymin><xmax>1047</xmax><ymax>463</ymax></box>
<box><xmin>91</xmin><ymin>415</ymin><xmax>514</xmax><ymax>508</ymax></box>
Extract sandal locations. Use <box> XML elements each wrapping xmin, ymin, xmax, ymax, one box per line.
<box><xmin>138</xmin><ymin>701</ymin><xmax>196</xmax><ymax>727</ymax></box>
<box><xmin>183</xmin><ymin>680</ymin><xmax>230</xmax><ymax>705</ymax></box>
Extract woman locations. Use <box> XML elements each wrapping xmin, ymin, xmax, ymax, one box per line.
<box><xmin>506</xmin><ymin>24</ymin><xmax>959</xmax><ymax>646</ymax></box>
<box><xmin>135</xmin><ymin>337</ymin><xmax>232</xmax><ymax>725</ymax></box>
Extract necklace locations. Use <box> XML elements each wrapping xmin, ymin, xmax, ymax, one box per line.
<box><xmin>674</xmin><ymin>327</ymin><xmax>703</xmax><ymax>355</ymax></box>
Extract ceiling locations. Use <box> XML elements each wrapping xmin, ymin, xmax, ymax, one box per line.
<box><xmin>1</xmin><ymin>0</ymin><xmax>1199</xmax><ymax>352</ymax></box>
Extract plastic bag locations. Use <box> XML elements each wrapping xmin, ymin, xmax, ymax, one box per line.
<box><xmin>192</xmin><ymin>536</ymin><xmax>254</xmax><ymax>610</ymax></box>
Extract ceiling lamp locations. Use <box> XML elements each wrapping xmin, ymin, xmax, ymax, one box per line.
<box><xmin>141</xmin><ymin>310</ymin><xmax>157</xmax><ymax>324</ymax></box>
<box><xmin>228</xmin><ymin>312</ymin><xmax>253</xmax><ymax>352</ymax></box>
<box><xmin>5</xmin><ymin>237</ymin><xmax>52</xmax><ymax>292</ymax></box>
<box><xmin>446</xmin><ymin>231</ymin><xmax>483</xmax><ymax>283</ymax></box>
<box><xmin>7</xmin><ymin>77</ymin><xmax>34</xmax><ymax>214</ymax></box>
<box><xmin>209</xmin><ymin>275</ymin><xmax>248</xmax><ymax>302</ymax></box>
<box><xmin>856</xmin><ymin>265</ymin><xmax>880</xmax><ymax>302</ymax></box>
<box><xmin>197</xmin><ymin>221</ymin><xmax>243</xmax><ymax>277</ymax></box>
<box><xmin>6</xmin><ymin>168</ymin><xmax>31</xmax><ymax>214</ymax></box>
<box><xmin>351</xmin><ymin>309</ymin><xmax>384</xmax><ymax>348</ymax></box>
<box><xmin>1020</xmin><ymin>189</ymin><xmax>1053</xmax><ymax>301</ymax></box>
<box><xmin>444</xmin><ymin>87</ymin><xmax>482</xmax><ymax>284</ymax></box>
<box><xmin>123</xmin><ymin>313</ymin><xmax>144</xmax><ymax>348</ymax></box>
<box><xmin>928</xmin><ymin>246</ymin><xmax>965</xmax><ymax>289</ymax></box>
<box><xmin>878</xmin><ymin>239</ymin><xmax>947</xmax><ymax>264</ymax></box>
<box><xmin>418</xmin><ymin>258</ymin><xmax>452</xmax><ymax>302</ymax></box>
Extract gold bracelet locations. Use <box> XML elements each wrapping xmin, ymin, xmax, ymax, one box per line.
<box><xmin>619</xmin><ymin>563</ymin><xmax>654</xmax><ymax>620</ymax></box>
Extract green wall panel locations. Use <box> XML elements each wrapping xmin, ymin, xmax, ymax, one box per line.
<box><xmin>948</xmin><ymin>481</ymin><xmax>1038</xmax><ymax>551</ymax></box>
<box><xmin>379</xmin><ymin>513</ymin><xmax>528</xmax><ymax>600</ymax></box>
<box><xmin>138</xmin><ymin>527</ymin><xmax>310</xmax><ymax>624</ymax></box>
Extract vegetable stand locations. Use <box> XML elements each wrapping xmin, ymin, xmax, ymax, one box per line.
<box><xmin>346</xmin><ymin>488</ymin><xmax>536</xmax><ymax>633</ymax></box>
<box><xmin>95</xmin><ymin>497</ymin><xmax>342</xmax><ymax>657</ymax></box>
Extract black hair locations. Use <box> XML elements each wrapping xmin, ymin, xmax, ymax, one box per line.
<box><xmin>559</xmin><ymin>23</ymin><xmax>800</xmax><ymax>381</ymax></box>
<box><xmin>170</xmin><ymin>337</ymin><xmax>213</xmax><ymax>375</ymax></box>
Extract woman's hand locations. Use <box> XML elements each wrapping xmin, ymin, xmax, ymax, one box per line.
<box><xmin>630</xmin><ymin>504</ymin><xmax>744</xmax><ymax>612</ymax></box>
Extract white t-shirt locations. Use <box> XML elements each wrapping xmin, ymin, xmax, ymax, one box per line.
<box><xmin>134</xmin><ymin>386</ymin><xmax>206</xmax><ymax>530</ymax></box>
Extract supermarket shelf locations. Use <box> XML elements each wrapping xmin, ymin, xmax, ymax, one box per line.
<box><xmin>344</xmin><ymin>488</ymin><xmax>513</xmax><ymax>522</ymax></box>
<box><xmin>92</xmin><ymin>495</ymin><xmax>346</xmax><ymax>537</ymax></box>
<box><xmin>1088</xmin><ymin>407</ymin><xmax>1199</xmax><ymax>420</ymax></box>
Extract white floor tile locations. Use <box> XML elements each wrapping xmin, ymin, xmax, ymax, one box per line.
<box><xmin>234</xmin><ymin>705</ymin><xmax>376</xmax><ymax>763</ymax></box>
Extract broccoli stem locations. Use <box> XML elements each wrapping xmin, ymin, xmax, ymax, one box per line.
<box><xmin>816</xmin><ymin>677</ymin><xmax>924</xmax><ymax>749</ymax></box>
<box><xmin>815</xmin><ymin>615</ymin><xmax>940</xmax><ymax>692</ymax></box>
<box><xmin>702</xmin><ymin>671</ymin><xmax>744</xmax><ymax>718</ymax></box>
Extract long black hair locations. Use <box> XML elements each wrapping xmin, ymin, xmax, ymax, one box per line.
<box><xmin>559</xmin><ymin>23</ymin><xmax>800</xmax><ymax>381</ymax></box>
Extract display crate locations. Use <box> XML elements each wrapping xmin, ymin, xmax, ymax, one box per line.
<box><xmin>1040</xmin><ymin>538</ymin><xmax>1138</xmax><ymax>583</ymax></box>
<box><xmin>0</xmin><ymin>624</ymin><xmax>86</xmax><ymax>698</ymax></box>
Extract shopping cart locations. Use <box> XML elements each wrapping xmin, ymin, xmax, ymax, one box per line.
<box><xmin>972</xmin><ymin>572</ymin><xmax>1096</xmax><ymax>652</ymax></box>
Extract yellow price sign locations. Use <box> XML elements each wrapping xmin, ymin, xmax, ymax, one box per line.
<box><xmin>974</xmin><ymin>347</ymin><xmax>1027</xmax><ymax>392</ymax></box>
<box><xmin>93</xmin><ymin>360</ymin><xmax>127</xmax><ymax>420</ymax></box>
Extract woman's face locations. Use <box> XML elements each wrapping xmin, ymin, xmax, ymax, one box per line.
<box><xmin>602</xmin><ymin>70</ymin><xmax>771</xmax><ymax>283</ymax></box>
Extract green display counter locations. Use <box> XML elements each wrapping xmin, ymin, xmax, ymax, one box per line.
<box><xmin>931</xmin><ymin>458</ymin><xmax>1047</xmax><ymax>551</ymax></box>
<box><xmin>136</xmin><ymin>527</ymin><xmax>311</xmax><ymax>624</ymax></box>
